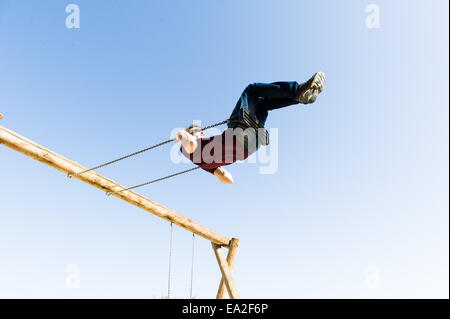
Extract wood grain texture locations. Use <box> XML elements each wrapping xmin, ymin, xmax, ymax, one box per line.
<box><xmin>212</xmin><ymin>242</ymin><xmax>240</xmax><ymax>299</ymax></box>
<box><xmin>216</xmin><ymin>238</ymin><xmax>240</xmax><ymax>299</ymax></box>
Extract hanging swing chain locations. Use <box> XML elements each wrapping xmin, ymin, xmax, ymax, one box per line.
<box><xmin>105</xmin><ymin>166</ymin><xmax>201</xmax><ymax>196</ymax></box>
<box><xmin>190</xmin><ymin>233</ymin><xmax>195</xmax><ymax>299</ymax></box>
<box><xmin>167</xmin><ymin>222</ymin><xmax>174</xmax><ymax>299</ymax></box>
<box><xmin>67</xmin><ymin>118</ymin><xmax>230</xmax><ymax>179</ymax></box>
<box><xmin>68</xmin><ymin>139</ymin><xmax>175</xmax><ymax>178</ymax></box>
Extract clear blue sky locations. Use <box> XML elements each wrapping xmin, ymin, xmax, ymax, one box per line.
<box><xmin>0</xmin><ymin>0</ymin><xmax>448</xmax><ymax>298</ymax></box>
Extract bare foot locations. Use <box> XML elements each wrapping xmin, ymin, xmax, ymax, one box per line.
<box><xmin>214</xmin><ymin>167</ymin><xmax>234</xmax><ymax>184</ymax></box>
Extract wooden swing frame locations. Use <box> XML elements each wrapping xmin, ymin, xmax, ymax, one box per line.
<box><xmin>0</xmin><ymin>124</ymin><xmax>240</xmax><ymax>299</ymax></box>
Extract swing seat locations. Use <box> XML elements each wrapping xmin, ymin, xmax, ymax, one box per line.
<box><xmin>229</xmin><ymin>108</ymin><xmax>270</xmax><ymax>147</ymax></box>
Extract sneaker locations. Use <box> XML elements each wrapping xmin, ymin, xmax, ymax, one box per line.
<box><xmin>297</xmin><ymin>72</ymin><xmax>326</xmax><ymax>104</ymax></box>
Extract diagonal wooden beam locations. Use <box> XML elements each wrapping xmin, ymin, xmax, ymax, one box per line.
<box><xmin>216</xmin><ymin>238</ymin><xmax>240</xmax><ymax>299</ymax></box>
<box><xmin>212</xmin><ymin>243</ymin><xmax>240</xmax><ymax>299</ymax></box>
<box><xmin>0</xmin><ymin>125</ymin><xmax>231</xmax><ymax>247</ymax></box>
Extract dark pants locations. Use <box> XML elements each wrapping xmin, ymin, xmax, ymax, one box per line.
<box><xmin>228</xmin><ymin>81</ymin><xmax>301</xmax><ymax>127</ymax></box>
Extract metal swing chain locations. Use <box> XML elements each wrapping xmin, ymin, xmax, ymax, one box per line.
<box><xmin>106</xmin><ymin>166</ymin><xmax>201</xmax><ymax>196</ymax></box>
<box><xmin>190</xmin><ymin>233</ymin><xmax>195</xmax><ymax>299</ymax></box>
<box><xmin>167</xmin><ymin>222</ymin><xmax>174</xmax><ymax>299</ymax></box>
<box><xmin>67</xmin><ymin>119</ymin><xmax>230</xmax><ymax>179</ymax></box>
<box><xmin>68</xmin><ymin>139</ymin><xmax>175</xmax><ymax>178</ymax></box>
<box><xmin>167</xmin><ymin>227</ymin><xmax>196</xmax><ymax>300</ymax></box>
<box><xmin>104</xmin><ymin>120</ymin><xmax>234</xmax><ymax>195</ymax></box>
<box><xmin>197</xmin><ymin>119</ymin><xmax>229</xmax><ymax>132</ymax></box>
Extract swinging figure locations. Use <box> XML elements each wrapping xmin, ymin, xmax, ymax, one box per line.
<box><xmin>176</xmin><ymin>72</ymin><xmax>326</xmax><ymax>184</ymax></box>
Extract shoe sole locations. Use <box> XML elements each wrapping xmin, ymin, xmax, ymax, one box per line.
<box><xmin>312</xmin><ymin>71</ymin><xmax>325</xmax><ymax>93</ymax></box>
<box><xmin>300</xmin><ymin>72</ymin><xmax>326</xmax><ymax>104</ymax></box>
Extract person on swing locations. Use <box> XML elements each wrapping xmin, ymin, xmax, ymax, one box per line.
<box><xmin>176</xmin><ymin>72</ymin><xmax>326</xmax><ymax>184</ymax></box>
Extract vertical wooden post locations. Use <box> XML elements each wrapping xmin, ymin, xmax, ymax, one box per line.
<box><xmin>212</xmin><ymin>242</ymin><xmax>240</xmax><ymax>299</ymax></box>
<box><xmin>216</xmin><ymin>238</ymin><xmax>239</xmax><ymax>299</ymax></box>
